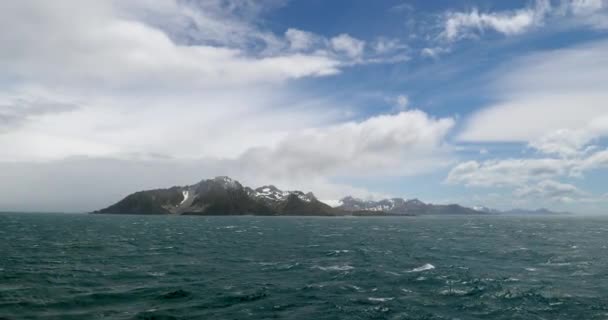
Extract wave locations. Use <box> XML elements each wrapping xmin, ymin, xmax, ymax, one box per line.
<box><xmin>312</xmin><ymin>265</ymin><xmax>354</xmax><ymax>271</ymax></box>
<box><xmin>407</xmin><ymin>263</ymin><xmax>435</xmax><ymax>273</ymax></box>
<box><xmin>326</xmin><ymin>249</ymin><xmax>351</xmax><ymax>256</ymax></box>
<box><xmin>368</xmin><ymin>297</ymin><xmax>394</xmax><ymax>302</ymax></box>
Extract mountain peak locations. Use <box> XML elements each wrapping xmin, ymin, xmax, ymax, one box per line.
<box><xmin>194</xmin><ymin>176</ymin><xmax>241</xmax><ymax>189</ymax></box>
<box><xmin>406</xmin><ymin>198</ymin><xmax>425</xmax><ymax>205</ymax></box>
<box><xmin>94</xmin><ymin>177</ymin><xmax>536</xmax><ymax>216</ymax></box>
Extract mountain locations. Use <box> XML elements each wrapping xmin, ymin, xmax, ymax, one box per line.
<box><xmin>96</xmin><ymin>176</ymin><xmax>552</xmax><ymax>216</ymax></box>
<box><xmin>95</xmin><ymin>176</ymin><xmax>336</xmax><ymax>216</ymax></box>
<box><xmin>246</xmin><ymin>185</ymin><xmax>335</xmax><ymax>215</ymax></box>
<box><xmin>501</xmin><ymin>208</ymin><xmax>570</xmax><ymax>215</ymax></box>
<box><xmin>336</xmin><ymin>196</ymin><xmax>482</xmax><ymax>216</ymax></box>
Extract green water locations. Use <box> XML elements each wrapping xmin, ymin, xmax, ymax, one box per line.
<box><xmin>1</xmin><ymin>213</ymin><xmax>607</xmax><ymax>319</ymax></box>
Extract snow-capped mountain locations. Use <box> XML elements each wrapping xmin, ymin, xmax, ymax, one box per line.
<box><xmin>248</xmin><ymin>185</ymin><xmax>316</xmax><ymax>204</ymax></box>
<box><xmin>95</xmin><ymin>176</ymin><xmax>334</xmax><ymax>216</ymax></box>
<box><xmin>94</xmin><ymin>176</ymin><xmax>565</xmax><ymax>216</ymax></box>
<box><xmin>336</xmin><ymin>196</ymin><xmax>482</xmax><ymax>215</ymax></box>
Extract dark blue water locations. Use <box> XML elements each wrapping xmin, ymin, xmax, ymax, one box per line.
<box><xmin>1</xmin><ymin>213</ymin><xmax>608</xmax><ymax>319</ymax></box>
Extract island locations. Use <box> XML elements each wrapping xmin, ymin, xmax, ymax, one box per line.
<box><xmin>94</xmin><ymin>176</ymin><xmax>568</xmax><ymax>216</ymax></box>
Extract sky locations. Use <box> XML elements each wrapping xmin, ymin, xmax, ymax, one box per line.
<box><xmin>1</xmin><ymin>0</ymin><xmax>608</xmax><ymax>214</ymax></box>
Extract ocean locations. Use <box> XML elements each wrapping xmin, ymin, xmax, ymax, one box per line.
<box><xmin>1</xmin><ymin>213</ymin><xmax>607</xmax><ymax>319</ymax></box>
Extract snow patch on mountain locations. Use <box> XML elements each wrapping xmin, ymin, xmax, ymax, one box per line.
<box><xmin>180</xmin><ymin>190</ymin><xmax>189</xmax><ymax>205</ymax></box>
<box><xmin>213</xmin><ymin>176</ymin><xmax>239</xmax><ymax>189</ymax></box>
<box><xmin>251</xmin><ymin>185</ymin><xmax>316</xmax><ymax>203</ymax></box>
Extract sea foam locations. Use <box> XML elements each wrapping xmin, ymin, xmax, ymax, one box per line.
<box><xmin>408</xmin><ymin>263</ymin><xmax>435</xmax><ymax>272</ymax></box>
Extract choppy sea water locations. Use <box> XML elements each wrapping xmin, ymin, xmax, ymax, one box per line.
<box><xmin>1</xmin><ymin>213</ymin><xmax>608</xmax><ymax>319</ymax></box>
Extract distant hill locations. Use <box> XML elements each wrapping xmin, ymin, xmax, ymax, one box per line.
<box><xmin>94</xmin><ymin>176</ymin><xmax>567</xmax><ymax>216</ymax></box>
<box><xmin>94</xmin><ymin>176</ymin><xmax>336</xmax><ymax>216</ymax></box>
<box><xmin>335</xmin><ymin>196</ymin><xmax>482</xmax><ymax>216</ymax></box>
<box><xmin>500</xmin><ymin>208</ymin><xmax>571</xmax><ymax>215</ymax></box>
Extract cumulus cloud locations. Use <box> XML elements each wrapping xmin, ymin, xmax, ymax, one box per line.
<box><xmin>0</xmin><ymin>157</ymin><xmax>388</xmax><ymax>212</ymax></box>
<box><xmin>513</xmin><ymin>179</ymin><xmax>584</xmax><ymax>202</ymax></box>
<box><xmin>527</xmin><ymin>119</ymin><xmax>608</xmax><ymax>158</ymax></box>
<box><xmin>283</xmin><ymin>30</ymin><xmax>407</xmax><ymax>63</ymax></box>
<box><xmin>0</xmin><ymin>1</ymin><xmax>351</xmax><ymax>96</ymax></box>
<box><xmin>420</xmin><ymin>47</ymin><xmax>451</xmax><ymax>59</ymax></box>
<box><xmin>373</xmin><ymin>37</ymin><xmax>408</xmax><ymax>54</ymax></box>
<box><xmin>0</xmin><ymin>1</ymin><xmax>449</xmax><ymax>211</ymax></box>
<box><xmin>0</xmin><ymin>0</ymin><xmax>397</xmax><ymax>164</ymax></box>
<box><xmin>0</xmin><ymin>98</ymin><xmax>79</xmax><ymax>132</ymax></box>
<box><xmin>446</xmin><ymin>143</ymin><xmax>608</xmax><ymax>192</ymax></box>
<box><xmin>285</xmin><ymin>28</ymin><xmax>320</xmax><ymax>51</ymax></box>
<box><xmin>442</xmin><ymin>0</ymin><xmax>551</xmax><ymax>41</ymax></box>
<box><xmin>559</xmin><ymin>0</ymin><xmax>608</xmax><ymax>29</ymax></box>
<box><xmin>0</xmin><ymin>109</ymin><xmax>455</xmax><ymax>211</ymax></box>
<box><xmin>441</xmin><ymin>0</ymin><xmax>608</xmax><ymax>42</ymax></box>
<box><xmin>447</xmin><ymin>110</ymin><xmax>608</xmax><ymax>207</ymax></box>
<box><xmin>236</xmin><ymin>109</ymin><xmax>455</xmax><ymax>179</ymax></box>
<box><xmin>330</xmin><ymin>34</ymin><xmax>366</xmax><ymax>59</ymax></box>
<box><xmin>445</xmin><ymin>158</ymin><xmax>572</xmax><ymax>187</ymax></box>
<box><xmin>459</xmin><ymin>39</ymin><xmax>608</xmax><ymax>142</ymax></box>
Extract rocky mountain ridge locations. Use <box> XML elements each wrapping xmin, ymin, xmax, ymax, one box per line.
<box><xmin>94</xmin><ymin>176</ymin><xmax>568</xmax><ymax>216</ymax></box>
<box><xmin>336</xmin><ymin>196</ymin><xmax>482</xmax><ymax>216</ymax></box>
<box><xmin>95</xmin><ymin>176</ymin><xmax>335</xmax><ymax>216</ymax></box>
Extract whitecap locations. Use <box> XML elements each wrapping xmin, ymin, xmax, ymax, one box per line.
<box><xmin>439</xmin><ymin>289</ymin><xmax>470</xmax><ymax>296</ymax></box>
<box><xmin>347</xmin><ymin>284</ymin><xmax>363</xmax><ymax>292</ymax></box>
<box><xmin>368</xmin><ymin>297</ymin><xmax>394</xmax><ymax>302</ymax></box>
<box><xmin>407</xmin><ymin>263</ymin><xmax>435</xmax><ymax>273</ymax></box>
<box><xmin>313</xmin><ymin>265</ymin><xmax>354</xmax><ymax>271</ymax></box>
<box><xmin>326</xmin><ymin>249</ymin><xmax>350</xmax><ymax>256</ymax></box>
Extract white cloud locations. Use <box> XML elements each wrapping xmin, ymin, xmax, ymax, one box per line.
<box><xmin>373</xmin><ymin>37</ymin><xmax>408</xmax><ymax>54</ymax></box>
<box><xmin>285</xmin><ymin>28</ymin><xmax>319</xmax><ymax>51</ymax></box>
<box><xmin>442</xmin><ymin>0</ymin><xmax>551</xmax><ymax>41</ymax></box>
<box><xmin>0</xmin><ymin>0</ymin><xmax>354</xmax><ymax>164</ymax></box>
<box><xmin>235</xmin><ymin>109</ymin><xmax>455</xmax><ymax>179</ymax></box>
<box><xmin>528</xmin><ymin>129</ymin><xmax>597</xmax><ymax>158</ymax></box>
<box><xmin>568</xmin><ymin>0</ymin><xmax>606</xmax><ymax>14</ymax></box>
<box><xmin>441</xmin><ymin>0</ymin><xmax>608</xmax><ymax>42</ymax></box>
<box><xmin>395</xmin><ymin>95</ymin><xmax>410</xmax><ymax>110</ymax></box>
<box><xmin>459</xmin><ymin>39</ymin><xmax>608</xmax><ymax>142</ymax></box>
<box><xmin>577</xmin><ymin>149</ymin><xmax>608</xmax><ymax>172</ymax></box>
<box><xmin>445</xmin><ymin>158</ymin><xmax>572</xmax><ymax>187</ymax></box>
<box><xmin>330</xmin><ymin>34</ymin><xmax>366</xmax><ymax>59</ymax></box>
<box><xmin>0</xmin><ymin>1</ymin><xmax>455</xmax><ymax>211</ymax></box>
<box><xmin>421</xmin><ymin>47</ymin><xmax>450</xmax><ymax>59</ymax></box>
<box><xmin>446</xmin><ymin>147</ymin><xmax>608</xmax><ymax>189</ymax></box>
<box><xmin>0</xmin><ymin>2</ymin><xmax>348</xmax><ymax>93</ymax></box>
<box><xmin>0</xmin><ymin>157</ymin><xmax>387</xmax><ymax>212</ymax></box>
<box><xmin>116</xmin><ymin>0</ymin><xmax>287</xmax><ymax>51</ymax></box>
<box><xmin>513</xmin><ymin>179</ymin><xmax>584</xmax><ymax>202</ymax></box>
<box><xmin>561</xmin><ymin>0</ymin><xmax>608</xmax><ymax>29</ymax></box>
<box><xmin>0</xmin><ymin>109</ymin><xmax>455</xmax><ymax>211</ymax></box>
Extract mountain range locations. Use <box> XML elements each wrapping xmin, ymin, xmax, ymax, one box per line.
<box><xmin>94</xmin><ymin>176</ymin><xmax>567</xmax><ymax>216</ymax></box>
